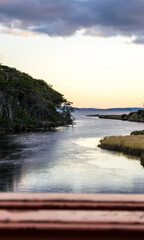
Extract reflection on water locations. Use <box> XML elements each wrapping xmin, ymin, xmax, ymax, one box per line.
<box><xmin>0</xmin><ymin>109</ymin><xmax>144</xmax><ymax>193</ymax></box>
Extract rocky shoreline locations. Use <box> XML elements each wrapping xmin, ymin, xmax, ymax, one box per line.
<box><xmin>87</xmin><ymin>110</ymin><xmax>144</xmax><ymax>123</ymax></box>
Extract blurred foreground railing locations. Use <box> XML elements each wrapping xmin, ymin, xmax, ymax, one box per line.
<box><xmin>0</xmin><ymin>193</ymin><xmax>144</xmax><ymax>240</ymax></box>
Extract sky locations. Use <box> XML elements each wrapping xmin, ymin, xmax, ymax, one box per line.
<box><xmin>0</xmin><ymin>0</ymin><xmax>144</xmax><ymax>108</ymax></box>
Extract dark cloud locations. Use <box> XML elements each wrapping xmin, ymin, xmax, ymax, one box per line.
<box><xmin>0</xmin><ymin>0</ymin><xmax>144</xmax><ymax>42</ymax></box>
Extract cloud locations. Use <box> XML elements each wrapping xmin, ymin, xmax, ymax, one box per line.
<box><xmin>133</xmin><ymin>35</ymin><xmax>144</xmax><ymax>44</ymax></box>
<box><xmin>0</xmin><ymin>0</ymin><xmax>144</xmax><ymax>42</ymax></box>
<box><xmin>2</xmin><ymin>27</ymin><xmax>34</xmax><ymax>36</ymax></box>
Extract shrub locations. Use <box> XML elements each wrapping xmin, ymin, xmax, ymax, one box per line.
<box><xmin>129</xmin><ymin>112</ymin><xmax>133</xmax><ymax>117</ymax></box>
<box><xmin>122</xmin><ymin>114</ymin><xmax>127</xmax><ymax>119</ymax></box>
<box><xmin>137</xmin><ymin>110</ymin><xmax>143</xmax><ymax>115</ymax></box>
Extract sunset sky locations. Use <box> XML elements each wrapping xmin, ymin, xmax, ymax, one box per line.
<box><xmin>0</xmin><ymin>0</ymin><xmax>144</xmax><ymax>108</ymax></box>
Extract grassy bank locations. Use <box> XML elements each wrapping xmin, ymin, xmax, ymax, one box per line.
<box><xmin>99</xmin><ymin>135</ymin><xmax>144</xmax><ymax>161</ymax></box>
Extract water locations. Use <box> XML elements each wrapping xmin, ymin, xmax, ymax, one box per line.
<box><xmin>0</xmin><ymin>109</ymin><xmax>144</xmax><ymax>193</ymax></box>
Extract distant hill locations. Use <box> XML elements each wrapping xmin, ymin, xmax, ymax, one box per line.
<box><xmin>0</xmin><ymin>65</ymin><xmax>73</xmax><ymax>133</ymax></box>
<box><xmin>106</xmin><ymin>108</ymin><xmax>143</xmax><ymax>111</ymax></box>
<box><xmin>74</xmin><ymin>107</ymin><xmax>143</xmax><ymax>112</ymax></box>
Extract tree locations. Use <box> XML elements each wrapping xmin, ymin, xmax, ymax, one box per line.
<box><xmin>0</xmin><ymin>65</ymin><xmax>73</xmax><ymax>132</ymax></box>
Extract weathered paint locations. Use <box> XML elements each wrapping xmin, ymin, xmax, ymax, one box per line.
<box><xmin>0</xmin><ymin>193</ymin><xmax>144</xmax><ymax>239</ymax></box>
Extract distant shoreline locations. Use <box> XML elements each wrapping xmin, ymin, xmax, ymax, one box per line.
<box><xmin>86</xmin><ymin>110</ymin><xmax>144</xmax><ymax>123</ymax></box>
<box><xmin>86</xmin><ymin>114</ymin><xmax>144</xmax><ymax>122</ymax></box>
<box><xmin>74</xmin><ymin>107</ymin><xmax>143</xmax><ymax>111</ymax></box>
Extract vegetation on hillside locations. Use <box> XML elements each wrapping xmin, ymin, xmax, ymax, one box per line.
<box><xmin>121</xmin><ymin>110</ymin><xmax>144</xmax><ymax>122</ymax></box>
<box><xmin>98</xmin><ymin>109</ymin><xmax>144</xmax><ymax>122</ymax></box>
<box><xmin>0</xmin><ymin>65</ymin><xmax>73</xmax><ymax>133</ymax></box>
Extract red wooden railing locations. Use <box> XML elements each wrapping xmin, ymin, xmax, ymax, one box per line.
<box><xmin>0</xmin><ymin>193</ymin><xmax>144</xmax><ymax>240</ymax></box>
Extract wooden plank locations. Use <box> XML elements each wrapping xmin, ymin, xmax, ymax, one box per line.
<box><xmin>0</xmin><ymin>209</ymin><xmax>144</xmax><ymax>234</ymax></box>
<box><xmin>0</xmin><ymin>210</ymin><xmax>144</xmax><ymax>240</ymax></box>
<box><xmin>0</xmin><ymin>194</ymin><xmax>144</xmax><ymax>240</ymax></box>
<box><xmin>1</xmin><ymin>193</ymin><xmax>144</xmax><ymax>202</ymax></box>
<box><xmin>1</xmin><ymin>209</ymin><xmax>144</xmax><ymax>227</ymax></box>
<box><xmin>0</xmin><ymin>193</ymin><xmax>144</xmax><ymax>210</ymax></box>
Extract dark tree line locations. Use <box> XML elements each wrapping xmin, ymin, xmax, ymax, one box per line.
<box><xmin>0</xmin><ymin>65</ymin><xmax>73</xmax><ymax>132</ymax></box>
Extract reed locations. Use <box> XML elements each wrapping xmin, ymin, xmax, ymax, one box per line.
<box><xmin>99</xmin><ymin>135</ymin><xmax>144</xmax><ymax>156</ymax></box>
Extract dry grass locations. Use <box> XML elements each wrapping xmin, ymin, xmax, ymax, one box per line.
<box><xmin>99</xmin><ymin>135</ymin><xmax>144</xmax><ymax>156</ymax></box>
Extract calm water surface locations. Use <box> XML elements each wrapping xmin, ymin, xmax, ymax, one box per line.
<box><xmin>1</xmin><ymin>109</ymin><xmax>144</xmax><ymax>193</ymax></box>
